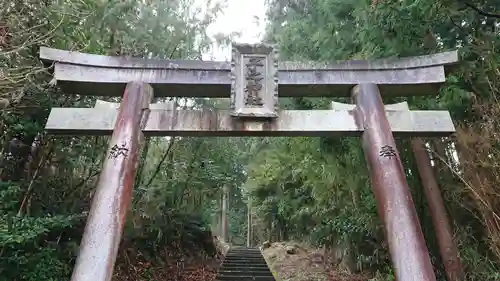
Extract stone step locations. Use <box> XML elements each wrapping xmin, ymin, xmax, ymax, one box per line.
<box><xmin>216</xmin><ymin>276</ymin><xmax>275</xmax><ymax>281</ymax></box>
<box><xmin>220</xmin><ymin>265</ymin><xmax>270</xmax><ymax>270</ymax></box>
<box><xmin>224</xmin><ymin>258</ymin><xmax>264</xmax><ymax>262</ymax></box>
<box><xmin>224</xmin><ymin>257</ymin><xmax>266</xmax><ymax>263</ymax></box>
<box><xmin>228</xmin><ymin>248</ymin><xmax>260</xmax><ymax>251</ymax></box>
<box><xmin>226</xmin><ymin>253</ymin><xmax>262</xmax><ymax>259</ymax></box>
<box><xmin>226</xmin><ymin>254</ymin><xmax>263</xmax><ymax>256</ymax></box>
<box><xmin>220</xmin><ymin>266</ymin><xmax>270</xmax><ymax>272</ymax></box>
<box><xmin>218</xmin><ymin>270</ymin><xmax>272</xmax><ymax>277</ymax></box>
<box><xmin>226</xmin><ymin>251</ymin><xmax>262</xmax><ymax>255</ymax></box>
<box><xmin>216</xmin><ymin>247</ymin><xmax>275</xmax><ymax>281</ymax></box>
<box><xmin>226</xmin><ymin>252</ymin><xmax>262</xmax><ymax>256</ymax></box>
<box><xmin>223</xmin><ymin>261</ymin><xmax>268</xmax><ymax>265</ymax></box>
<box><xmin>224</xmin><ymin>255</ymin><xmax>262</xmax><ymax>260</ymax></box>
<box><xmin>222</xmin><ymin>263</ymin><xmax>268</xmax><ymax>268</ymax></box>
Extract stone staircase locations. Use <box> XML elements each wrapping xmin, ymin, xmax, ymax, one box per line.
<box><xmin>216</xmin><ymin>247</ymin><xmax>275</xmax><ymax>281</ymax></box>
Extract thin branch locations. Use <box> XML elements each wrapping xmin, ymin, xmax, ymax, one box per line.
<box><xmin>429</xmin><ymin>148</ymin><xmax>500</xmax><ymax>223</ymax></box>
<box><xmin>449</xmin><ymin>16</ymin><xmax>468</xmax><ymax>35</ymax></box>
<box><xmin>178</xmin><ymin>140</ymin><xmax>204</xmax><ymax>205</ymax></box>
<box><xmin>1</xmin><ymin>15</ymin><xmax>65</xmax><ymax>56</ymax></box>
<box><xmin>17</xmin><ymin>146</ymin><xmax>54</xmax><ymax>216</ymax></box>
<box><xmin>144</xmin><ymin>137</ymin><xmax>176</xmax><ymax>189</ymax></box>
<box><xmin>462</xmin><ymin>1</ymin><xmax>500</xmax><ymax>19</ymax></box>
<box><xmin>135</xmin><ymin>136</ymin><xmax>151</xmax><ymax>187</ymax></box>
<box><xmin>74</xmin><ymin>170</ymin><xmax>101</xmax><ymax>189</ymax></box>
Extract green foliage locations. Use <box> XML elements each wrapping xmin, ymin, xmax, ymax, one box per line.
<box><xmin>0</xmin><ymin>182</ymin><xmax>83</xmax><ymax>281</ymax></box>
<box><xmin>125</xmin><ymin>208</ymin><xmax>215</xmax><ymax>259</ymax></box>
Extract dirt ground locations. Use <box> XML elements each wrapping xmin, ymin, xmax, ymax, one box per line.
<box><xmin>261</xmin><ymin>242</ymin><xmax>373</xmax><ymax>281</ymax></box>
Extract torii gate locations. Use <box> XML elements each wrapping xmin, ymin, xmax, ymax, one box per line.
<box><xmin>40</xmin><ymin>44</ymin><xmax>458</xmax><ymax>281</ymax></box>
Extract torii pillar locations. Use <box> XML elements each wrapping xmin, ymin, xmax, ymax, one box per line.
<box><xmin>332</xmin><ymin>100</ymin><xmax>463</xmax><ymax>281</ymax></box>
<box><xmin>70</xmin><ymin>83</ymin><xmax>153</xmax><ymax>281</ymax></box>
<box><xmin>353</xmin><ymin>84</ymin><xmax>435</xmax><ymax>280</ymax></box>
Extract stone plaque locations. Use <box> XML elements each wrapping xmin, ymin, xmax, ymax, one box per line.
<box><xmin>230</xmin><ymin>43</ymin><xmax>278</xmax><ymax>118</ymax></box>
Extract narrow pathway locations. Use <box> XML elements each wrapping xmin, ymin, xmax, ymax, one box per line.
<box><xmin>216</xmin><ymin>247</ymin><xmax>275</xmax><ymax>281</ymax></box>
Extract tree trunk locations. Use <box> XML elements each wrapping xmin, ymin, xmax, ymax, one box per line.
<box><xmin>221</xmin><ymin>184</ymin><xmax>229</xmax><ymax>242</ymax></box>
<box><xmin>247</xmin><ymin>204</ymin><xmax>252</xmax><ymax>247</ymax></box>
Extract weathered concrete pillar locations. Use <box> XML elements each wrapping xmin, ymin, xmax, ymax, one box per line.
<box><xmin>352</xmin><ymin>84</ymin><xmax>436</xmax><ymax>281</ymax></box>
<box><xmin>70</xmin><ymin>82</ymin><xmax>153</xmax><ymax>281</ymax></box>
<box><xmin>412</xmin><ymin>138</ymin><xmax>463</xmax><ymax>281</ymax></box>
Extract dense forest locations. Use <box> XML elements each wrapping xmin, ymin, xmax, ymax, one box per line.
<box><xmin>1</xmin><ymin>0</ymin><xmax>499</xmax><ymax>280</ymax></box>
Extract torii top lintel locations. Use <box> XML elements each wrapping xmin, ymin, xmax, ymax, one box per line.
<box><xmin>39</xmin><ymin>43</ymin><xmax>458</xmax><ymax>99</ymax></box>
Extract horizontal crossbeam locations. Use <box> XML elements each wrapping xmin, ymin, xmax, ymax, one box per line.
<box><xmin>39</xmin><ymin>47</ymin><xmax>458</xmax><ymax>98</ymax></box>
<box><xmin>94</xmin><ymin>99</ymin><xmax>174</xmax><ymax>109</ymax></box>
<box><xmin>45</xmin><ymin>108</ymin><xmax>455</xmax><ymax>137</ymax></box>
<box><xmin>331</xmin><ymin>101</ymin><xmax>410</xmax><ymax>111</ymax></box>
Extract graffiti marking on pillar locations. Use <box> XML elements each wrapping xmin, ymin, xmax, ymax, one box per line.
<box><xmin>108</xmin><ymin>143</ymin><xmax>129</xmax><ymax>159</ymax></box>
<box><xmin>244</xmin><ymin>57</ymin><xmax>264</xmax><ymax>106</ymax></box>
<box><xmin>379</xmin><ymin>145</ymin><xmax>397</xmax><ymax>159</ymax></box>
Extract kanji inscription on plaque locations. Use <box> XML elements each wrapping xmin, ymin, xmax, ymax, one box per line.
<box><xmin>244</xmin><ymin>57</ymin><xmax>264</xmax><ymax>106</ymax></box>
<box><xmin>230</xmin><ymin>43</ymin><xmax>278</xmax><ymax>118</ymax></box>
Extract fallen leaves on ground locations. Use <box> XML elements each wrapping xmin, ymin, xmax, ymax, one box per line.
<box><xmin>178</xmin><ymin>263</ymin><xmax>218</xmax><ymax>281</ymax></box>
<box><xmin>114</xmin><ymin>249</ymin><xmax>220</xmax><ymax>281</ymax></box>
